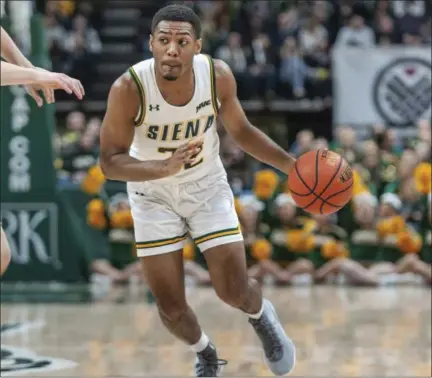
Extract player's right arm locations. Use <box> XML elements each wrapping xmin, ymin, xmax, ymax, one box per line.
<box><xmin>99</xmin><ymin>72</ymin><xmax>202</xmax><ymax>182</ymax></box>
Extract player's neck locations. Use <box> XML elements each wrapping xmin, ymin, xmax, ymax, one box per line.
<box><xmin>155</xmin><ymin>66</ymin><xmax>194</xmax><ymax>92</ymax></box>
<box><xmin>155</xmin><ymin>66</ymin><xmax>195</xmax><ymax>105</ymax></box>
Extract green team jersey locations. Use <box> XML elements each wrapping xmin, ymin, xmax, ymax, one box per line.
<box><xmin>269</xmin><ymin>216</ymin><xmax>313</xmax><ymax>264</ymax></box>
<box><xmin>349</xmin><ymin>228</ymin><xmax>380</xmax><ymax>263</ymax></box>
<box><xmin>309</xmin><ymin>224</ymin><xmax>347</xmax><ymax>269</ymax></box>
<box><xmin>376</xmin><ymin>234</ymin><xmax>404</xmax><ymax>263</ymax></box>
<box><xmin>109</xmin><ymin>229</ymin><xmax>136</xmax><ymax>270</ymax></box>
<box><xmin>337</xmin><ymin>201</ymin><xmax>358</xmax><ymax>237</ymax></box>
<box><xmin>375</xmin><ymin>223</ymin><xmax>421</xmax><ymax>263</ymax></box>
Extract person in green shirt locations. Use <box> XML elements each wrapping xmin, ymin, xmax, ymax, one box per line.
<box><xmin>267</xmin><ymin>193</ymin><xmax>314</xmax><ymax>284</ymax></box>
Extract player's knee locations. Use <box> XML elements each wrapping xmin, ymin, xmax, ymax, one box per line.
<box><xmin>157</xmin><ymin>299</ymin><xmax>189</xmax><ymax>323</ymax></box>
<box><xmin>214</xmin><ymin>277</ymin><xmax>249</xmax><ymax>309</ymax></box>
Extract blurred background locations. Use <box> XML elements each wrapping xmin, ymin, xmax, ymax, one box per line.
<box><xmin>0</xmin><ymin>0</ymin><xmax>431</xmax><ymax>301</ymax></box>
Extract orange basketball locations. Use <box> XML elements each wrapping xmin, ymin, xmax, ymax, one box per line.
<box><xmin>287</xmin><ymin>149</ymin><xmax>354</xmax><ymax>215</ymax></box>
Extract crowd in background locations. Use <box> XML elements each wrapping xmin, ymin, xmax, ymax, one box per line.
<box><xmin>137</xmin><ymin>0</ymin><xmax>431</xmax><ymax>99</ymax></box>
<box><xmin>33</xmin><ymin>1</ymin><xmax>432</xmax><ymax>286</ymax></box>
<box><xmin>39</xmin><ymin>0</ymin><xmax>102</xmax><ymax>92</ymax></box>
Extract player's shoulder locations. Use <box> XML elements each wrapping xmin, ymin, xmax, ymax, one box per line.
<box><xmin>209</xmin><ymin>57</ymin><xmax>236</xmax><ymax>99</ymax></box>
<box><xmin>130</xmin><ymin>57</ymin><xmax>153</xmax><ymax>73</ymax></box>
<box><xmin>211</xmin><ymin>57</ymin><xmax>232</xmax><ymax>78</ymax></box>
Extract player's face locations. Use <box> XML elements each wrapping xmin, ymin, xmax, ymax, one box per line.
<box><xmin>150</xmin><ymin>21</ymin><xmax>201</xmax><ymax>81</ymax></box>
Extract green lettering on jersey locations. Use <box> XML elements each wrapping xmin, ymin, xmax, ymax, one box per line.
<box><xmin>147</xmin><ymin>125</ymin><xmax>158</xmax><ymax>140</ymax></box>
<box><xmin>172</xmin><ymin>123</ymin><xmax>183</xmax><ymax>141</ymax></box>
<box><xmin>145</xmin><ymin>115</ymin><xmax>215</xmax><ymax>142</ymax></box>
<box><xmin>204</xmin><ymin>115</ymin><xmax>215</xmax><ymax>132</ymax></box>
<box><xmin>185</xmin><ymin>119</ymin><xmax>200</xmax><ymax>139</ymax></box>
<box><xmin>161</xmin><ymin>125</ymin><xmax>169</xmax><ymax>141</ymax></box>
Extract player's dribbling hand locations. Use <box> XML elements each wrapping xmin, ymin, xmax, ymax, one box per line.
<box><xmin>164</xmin><ymin>138</ymin><xmax>204</xmax><ymax>176</ymax></box>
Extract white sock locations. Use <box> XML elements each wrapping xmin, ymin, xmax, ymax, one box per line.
<box><xmin>248</xmin><ymin>299</ymin><xmax>265</xmax><ymax>319</ymax></box>
<box><xmin>190</xmin><ymin>332</ymin><xmax>210</xmax><ymax>353</ymax></box>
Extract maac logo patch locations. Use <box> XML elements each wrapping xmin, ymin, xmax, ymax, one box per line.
<box><xmin>373</xmin><ymin>58</ymin><xmax>431</xmax><ymax>126</ymax></box>
<box><xmin>1</xmin><ymin>323</ymin><xmax>77</xmax><ymax>376</ymax></box>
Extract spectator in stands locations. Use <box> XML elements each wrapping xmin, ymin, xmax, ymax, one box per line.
<box><xmin>62</xmin><ymin>110</ymin><xmax>86</xmax><ymax>145</ymax></box>
<box><xmin>220</xmin><ymin>132</ymin><xmax>252</xmax><ymax>193</ymax></box>
<box><xmin>374</xmin><ymin>9</ymin><xmax>397</xmax><ymax>43</ymax></box>
<box><xmin>419</xmin><ymin>16</ymin><xmax>431</xmax><ymax>44</ymax></box>
<box><xmin>64</xmin><ymin>13</ymin><xmax>102</xmax><ymax>89</ymax></box>
<box><xmin>298</xmin><ymin>13</ymin><xmax>330</xmax><ymax>68</ymax></box>
<box><xmin>59</xmin><ymin>114</ymin><xmax>100</xmax><ymax>183</ymax></box>
<box><xmin>215</xmin><ymin>31</ymin><xmax>252</xmax><ymax>99</ymax></box>
<box><xmin>392</xmin><ymin>0</ymin><xmax>427</xmax><ymax>37</ymax></box>
<box><xmin>276</xmin><ymin>8</ymin><xmax>299</xmax><ymax>45</ymax></box>
<box><xmin>335</xmin><ymin>12</ymin><xmax>375</xmax><ymax>47</ymax></box>
<box><xmin>44</xmin><ymin>4</ymin><xmax>68</xmax><ymax>72</ymax></box>
<box><xmin>289</xmin><ymin>129</ymin><xmax>314</xmax><ymax>157</ymax></box>
<box><xmin>331</xmin><ymin>125</ymin><xmax>359</xmax><ymax>165</ymax></box>
<box><xmin>248</xmin><ymin>33</ymin><xmax>277</xmax><ymax>98</ymax></box>
<box><xmin>279</xmin><ymin>36</ymin><xmax>309</xmax><ymax>98</ymax></box>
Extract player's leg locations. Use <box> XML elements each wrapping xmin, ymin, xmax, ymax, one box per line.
<box><xmin>128</xmin><ymin>188</ymin><xmax>226</xmax><ymax>376</ymax></box>
<box><xmin>140</xmin><ymin>251</ymin><xmax>202</xmax><ymax>343</ymax></box>
<box><xmin>187</xmin><ymin>175</ymin><xmax>296</xmax><ymax>376</ymax></box>
<box><xmin>1</xmin><ymin>226</ymin><xmax>11</xmax><ymax>276</ymax></box>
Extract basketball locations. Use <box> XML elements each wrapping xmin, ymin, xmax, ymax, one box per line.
<box><xmin>288</xmin><ymin>149</ymin><xmax>354</xmax><ymax>215</ymax></box>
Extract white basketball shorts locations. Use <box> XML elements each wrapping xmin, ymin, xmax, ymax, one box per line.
<box><xmin>127</xmin><ymin>169</ymin><xmax>243</xmax><ymax>257</ymax></box>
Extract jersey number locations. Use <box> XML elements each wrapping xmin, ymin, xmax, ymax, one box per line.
<box><xmin>158</xmin><ymin>145</ymin><xmax>204</xmax><ymax>170</ymax></box>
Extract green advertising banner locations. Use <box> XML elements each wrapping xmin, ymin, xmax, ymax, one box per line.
<box><xmin>1</xmin><ymin>15</ymin><xmax>67</xmax><ymax>281</ymax></box>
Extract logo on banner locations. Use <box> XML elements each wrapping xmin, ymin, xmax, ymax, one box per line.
<box><xmin>373</xmin><ymin>58</ymin><xmax>431</xmax><ymax>126</ymax></box>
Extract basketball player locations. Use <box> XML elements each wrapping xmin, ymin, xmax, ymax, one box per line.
<box><xmin>100</xmin><ymin>5</ymin><xmax>296</xmax><ymax>376</ymax></box>
<box><xmin>1</xmin><ymin>26</ymin><xmax>85</xmax><ymax>276</ymax></box>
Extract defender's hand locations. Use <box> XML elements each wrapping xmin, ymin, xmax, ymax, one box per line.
<box><xmin>29</xmin><ymin>69</ymin><xmax>85</xmax><ymax>104</ymax></box>
<box><xmin>163</xmin><ymin>138</ymin><xmax>204</xmax><ymax>176</ymax></box>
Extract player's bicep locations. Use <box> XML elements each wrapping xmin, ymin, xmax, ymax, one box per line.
<box><xmin>100</xmin><ymin>73</ymin><xmax>140</xmax><ymax>157</ymax></box>
<box><xmin>214</xmin><ymin>59</ymin><xmax>249</xmax><ymax>138</ymax></box>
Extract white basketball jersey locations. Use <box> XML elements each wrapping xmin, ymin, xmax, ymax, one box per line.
<box><xmin>128</xmin><ymin>54</ymin><xmax>224</xmax><ymax>184</ymax></box>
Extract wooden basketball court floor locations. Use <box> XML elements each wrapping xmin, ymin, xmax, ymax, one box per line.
<box><xmin>1</xmin><ymin>285</ymin><xmax>431</xmax><ymax>377</ymax></box>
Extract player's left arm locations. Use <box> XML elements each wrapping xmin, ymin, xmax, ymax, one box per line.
<box><xmin>215</xmin><ymin>59</ymin><xmax>296</xmax><ymax>175</ymax></box>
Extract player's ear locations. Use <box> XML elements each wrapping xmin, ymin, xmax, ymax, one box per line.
<box><xmin>149</xmin><ymin>34</ymin><xmax>153</xmax><ymax>52</ymax></box>
<box><xmin>195</xmin><ymin>38</ymin><xmax>202</xmax><ymax>54</ymax></box>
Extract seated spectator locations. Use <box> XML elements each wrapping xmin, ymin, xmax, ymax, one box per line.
<box><xmin>215</xmin><ymin>32</ymin><xmax>252</xmax><ymax>99</ymax></box>
<box><xmin>392</xmin><ymin>0</ymin><xmax>427</xmax><ymax>37</ymax></box>
<box><xmin>374</xmin><ymin>12</ymin><xmax>397</xmax><ymax>43</ymax></box>
<box><xmin>248</xmin><ymin>33</ymin><xmax>277</xmax><ymax>98</ymax></box>
<box><xmin>298</xmin><ymin>14</ymin><xmax>330</xmax><ymax>68</ymax></box>
<box><xmin>331</xmin><ymin>125</ymin><xmax>359</xmax><ymax>165</ymax></box>
<box><xmin>279</xmin><ymin>36</ymin><xmax>309</xmax><ymax>98</ymax></box>
<box><xmin>279</xmin><ymin>35</ymin><xmax>329</xmax><ymax>98</ymax></box>
<box><xmin>276</xmin><ymin>8</ymin><xmax>299</xmax><ymax>45</ymax></box>
<box><xmin>289</xmin><ymin>129</ymin><xmax>314</xmax><ymax>156</ymax></box>
<box><xmin>44</xmin><ymin>6</ymin><xmax>68</xmax><ymax>72</ymax></box>
<box><xmin>59</xmin><ymin>117</ymin><xmax>100</xmax><ymax>183</ymax></box>
<box><xmin>334</xmin><ymin>12</ymin><xmax>375</xmax><ymax>47</ymax></box>
<box><xmin>64</xmin><ymin>13</ymin><xmax>102</xmax><ymax>90</ymax></box>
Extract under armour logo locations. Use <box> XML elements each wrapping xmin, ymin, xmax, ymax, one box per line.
<box><xmin>149</xmin><ymin>105</ymin><xmax>160</xmax><ymax>111</ymax></box>
<box><xmin>196</xmin><ymin>100</ymin><xmax>211</xmax><ymax>113</ymax></box>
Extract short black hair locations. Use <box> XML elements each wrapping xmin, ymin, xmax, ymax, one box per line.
<box><xmin>151</xmin><ymin>4</ymin><xmax>201</xmax><ymax>39</ymax></box>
